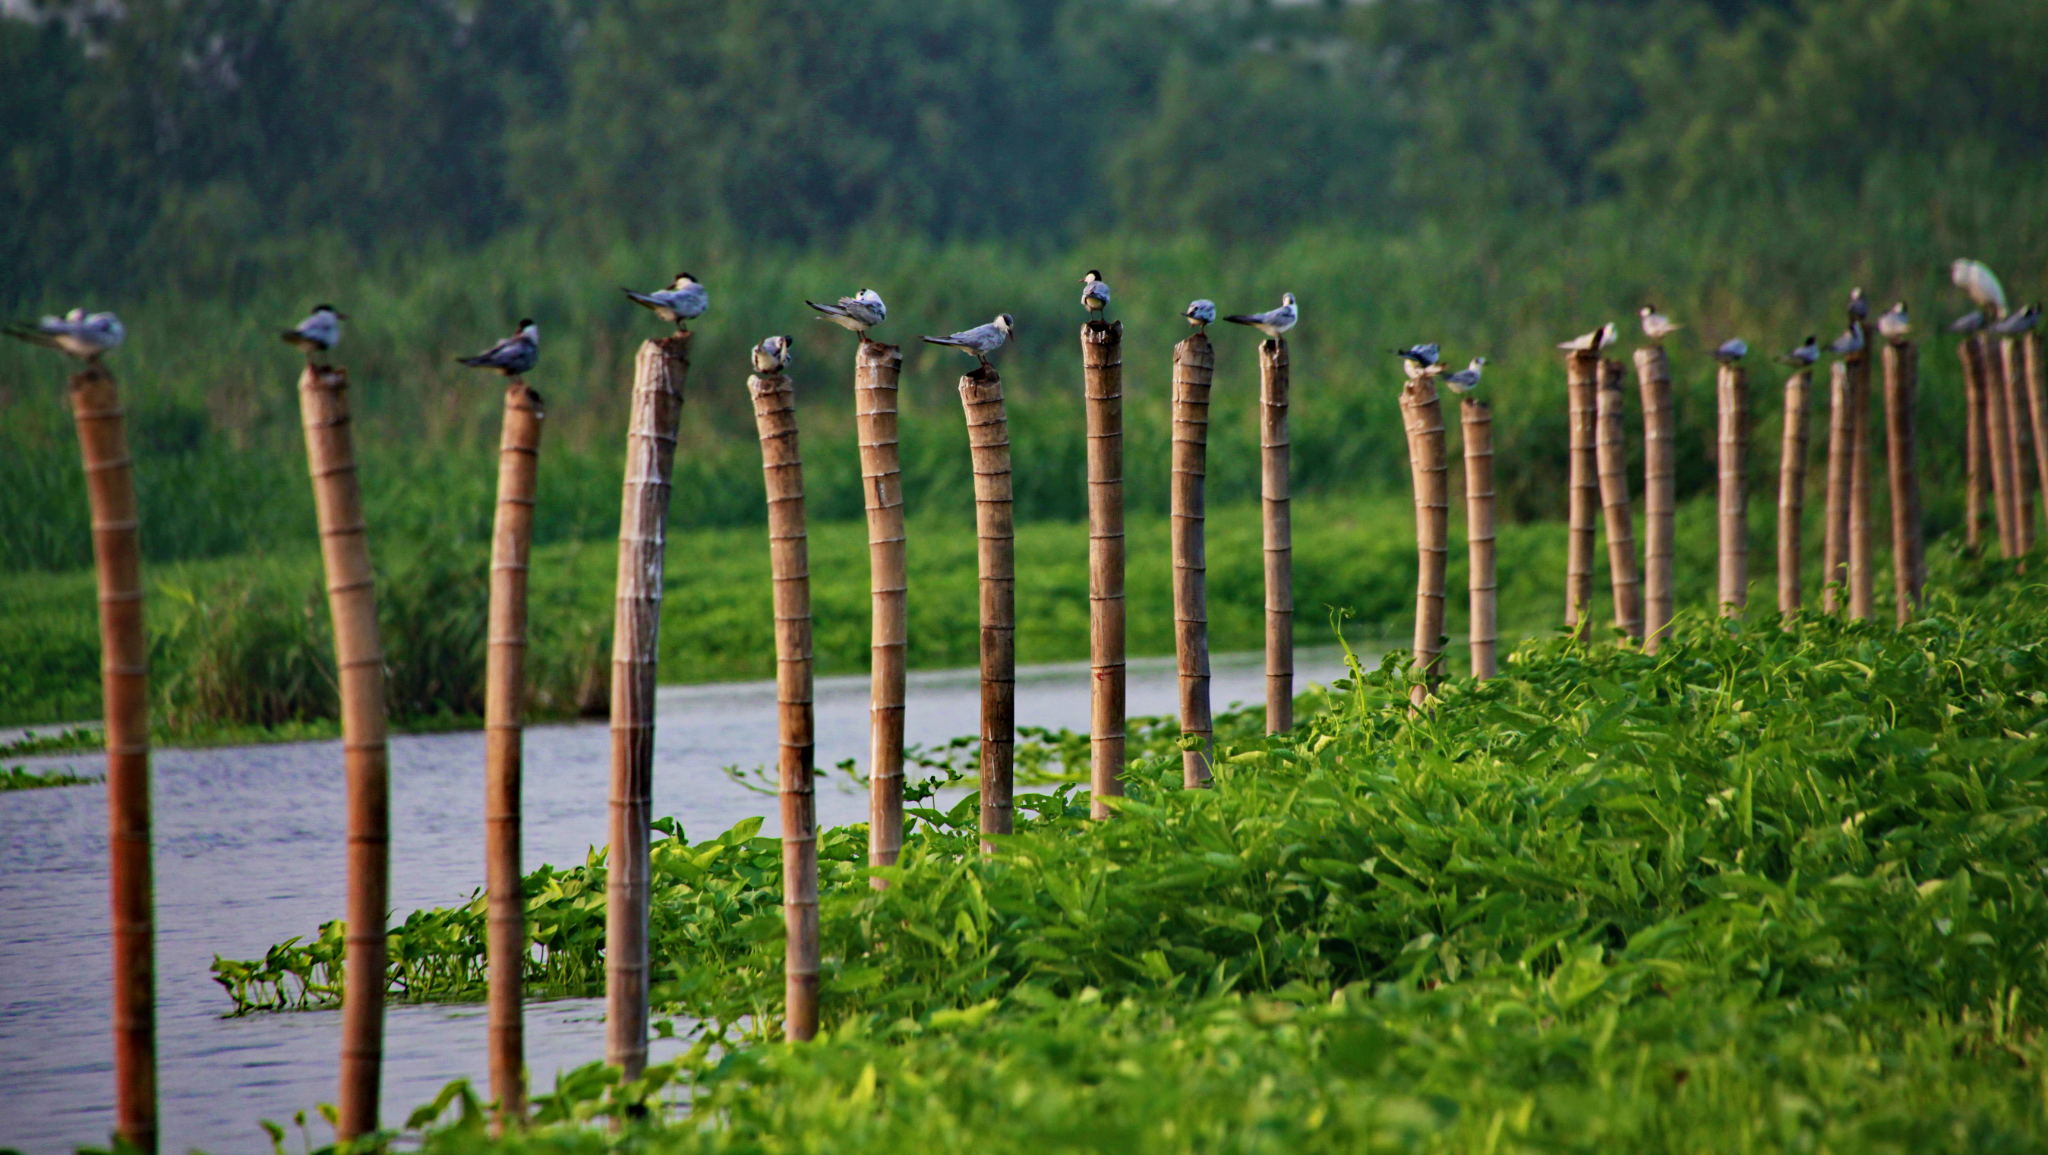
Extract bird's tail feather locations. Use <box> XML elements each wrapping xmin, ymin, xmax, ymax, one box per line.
<box><xmin>1223</xmin><ymin>315</ymin><xmax>1258</xmax><ymax>325</ymax></box>
<box><xmin>921</xmin><ymin>336</ymin><xmax>963</xmax><ymax>347</ymax></box>
<box><xmin>622</xmin><ymin>289</ymin><xmax>658</xmax><ymax>310</ymax></box>
<box><xmin>4</xmin><ymin>324</ymin><xmax>59</xmax><ymax>349</ymax></box>
<box><xmin>806</xmin><ymin>300</ymin><xmax>846</xmax><ymax>316</ymax></box>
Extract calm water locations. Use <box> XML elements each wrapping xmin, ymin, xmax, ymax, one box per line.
<box><xmin>0</xmin><ymin>649</ymin><xmax>1349</xmax><ymax>1155</ymax></box>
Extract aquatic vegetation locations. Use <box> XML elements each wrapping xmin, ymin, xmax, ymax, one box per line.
<box><xmin>0</xmin><ymin>764</ymin><xmax>97</xmax><ymax>790</ymax></box>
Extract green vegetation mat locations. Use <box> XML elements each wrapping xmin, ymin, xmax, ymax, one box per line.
<box><xmin>222</xmin><ymin>552</ymin><xmax>2048</xmax><ymax>1153</ymax></box>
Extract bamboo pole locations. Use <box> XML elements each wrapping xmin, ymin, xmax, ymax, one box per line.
<box><xmin>1882</xmin><ymin>340</ymin><xmax>1923</xmax><ymax>622</ymax></box>
<box><xmin>2028</xmin><ymin>334</ymin><xmax>2048</xmax><ymax>549</ymax></box>
<box><xmin>1777</xmin><ymin>369</ymin><xmax>1812</xmax><ymax>618</ymax></box>
<box><xmin>485</xmin><ymin>382</ymin><xmax>544</xmax><ymax>1125</ymax></box>
<box><xmin>1259</xmin><ymin>338</ymin><xmax>1293</xmax><ymax>732</ymax></box>
<box><xmin>1461</xmin><ymin>398</ymin><xmax>1497</xmax><ymax>679</ymax></box>
<box><xmin>298</xmin><ymin>365</ymin><xmax>388</xmax><ymax>1141</ymax></box>
<box><xmin>1633</xmin><ymin>347</ymin><xmax>1676</xmax><ymax>651</ymax></box>
<box><xmin>1082</xmin><ymin>322</ymin><xmax>1125</xmax><ymax>817</ymax></box>
<box><xmin>748</xmin><ymin>367</ymin><xmax>818</xmax><ymax>1040</ymax></box>
<box><xmin>1564</xmin><ymin>352</ymin><xmax>1599</xmax><ymax>639</ymax></box>
<box><xmin>2003</xmin><ymin>336</ymin><xmax>2036</xmax><ymax>552</ymax></box>
<box><xmin>958</xmin><ymin>368</ymin><xmax>1015</xmax><ymax>841</ymax></box>
<box><xmin>1847</xmin><ymin>351</ymin><xmax>1875</xmax><ymax>620</ymax></box>
<box><xmin>1717</xmin><ymin>360</ymin><xmax>1749</xmax><ymax>616</ymax></box>
<box><xmin>1959</xmin><ymin>338</ymin><xmax>1987</xmax><ymax>554</ymax></box>
<box><xmin>69</xmin><ymin>362</ymin><xmax>156</xmax><ymax>1154</ymax></box>
<box><xmin>1822</xmin><ymin>361</ymin><xmax>1853</xmax><ymax>611</ymax></box>
<box><xmin>1981</xmin><ymin>332</ymin><xmax>2019</xmax><ymax>556</ymax></box>
<box><xmin>1171</xmin><ymin>334</ymin><xmax>1214</xmax><ymax>787</ymax></box>
<box><xmin>1402</xmin><ymin>375</ymin><xmax>1448</xmax><ymax>708</ymax></box>
<box><xmin>853</xmin><ymin>341</ymin><xmax>907</xmax><ymax>875</ymax></box>
<box><xmin>1595</xmin><ymin>361</ymin><xmax>1643</xmax><ymax>640</ymax></box>
<box><xmin>607</xmin><ymin>335</ymin><xmax>688</xmax><ymax>1080</ymax></box>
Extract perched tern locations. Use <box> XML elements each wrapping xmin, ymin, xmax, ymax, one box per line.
<box><xmin>1948</xmin><ymin>311</ymin><xmax>1985</xmax><ymax>334</ymax></box>
<box><xmin>805</xmin><ymin>288</ymin><xmax>886</xmax><ymax>338</ymax></box>
<box><xmin>458</xmin><ymin>319</ymin><xmax>540</xmax><ymax>377</ymax></box>
<box><xmin>1877</xmin><ymin>302</ymin><xmax>1910</xmax><ymax>342</ymax></box>
<box><xmin>921</xmin><ymin>314</ymin><xmax>1014</xmax><ymax>369</ymax></box>
<box><xmin>1391</xmin><ymin>343</ymin><xmax>1442</xmax><ymax>378</ymax></box>
<box><xmin>1224</xmin><ymin>293</ymin><xmax>1298</xmax><ymax>339</ymax></box>
<box><xmin>1991</xmin><ymin>304</ymin><xmax>2041</xmax><ymax>336</ymax></box>
<box><xmin>1777</xmin><ymin>336</ymin><xmax>1820</xmax><ymax>367</ymax></box>
<box><xmin>752</xmin><ymin>334</ymin><xmax>794</xmax><ymax>374</ymax></box>
<box><xmin>1443</xmin><ymin>357</ymin><xmax>1488</xmax><ymax>394</ymax></box>
<box><xmin>1183</xmin><ymin>299</ymin><xmax>1216</xmax><ymax>333</ymax></box>
<box><xmin>1080</xmin><ymin>271</ymin><xmax>1111</xmax><ymax>322</ymax></box>
<box><xmin>1713</xmin><ymin>338</ymin><xmax>1748</xmax><ymax>363</ymax></box>
<box><xmin>1557</xmin><ymin>322</ymin><xmax>1617</xmax><ymax>353</ymax></box>
<box><xmin>1847</xmin><ymin>287</ymin><xmax>1869</xmax><ymax>321</ymax></box>
<box><xmin>282</xmin><ymin>304</ymin><xmax>346</xmax><ymax>360</ymax></box>
<box><xmin>623</xmin><ymin>272</ymin><xmax>708</xmax><ymax>329</ymax></box>
<box><xmin>5</xmin><ymin>308</ymin><xmax>125</xmax><ymax>361</ymax></box>
<box><xmin>1639</xmin><ymin>305</ymin><xmax>1682</xmax><ymax>342</ymax></box>
<box><xmin>1952</xmin><ymin>259</ymin><xmax>2007</xmax><ymax>317</ymax></box>
<box><xmin>1827</xmin><ymin>322</ymin><xmax>1865</xmax><ymax>356</ymax></box>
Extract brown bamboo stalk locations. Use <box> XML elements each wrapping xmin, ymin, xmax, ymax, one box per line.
<box><xmin>1082</xmin><ymin>323</ymin><xmax>1125</xmax><ymax>817</ymax></box>
<box><xmin>1716</xmin><ymin>360</ymin><xmax>1749</xmax><ymax>616</ymax></box>
<box><xmin>1959</xmin><ymin>339</ymin><xmax>1986</xmax><ymax>554</ymax></box>
<box><xmin>70</xmin><ymin>362</ymin><xmax>155</xmax><ymax>1154</ymax></box>
<box><xmin>1171</xmin><ymin>334</ymin><xmax>1214</xmax><ymax>787</ymax></box>
<box><xmin>853</xmin><ymin>341</ymin><xmax>907</xmax><ymax>875</ymax></box>
<box><xmin>2004</xmin><ymin>336</ymin><xmax>2036</xmax><ymax>553</ymax></box>
<box><xmin>1981</xmin><ymin>332</ymin><xmax>2018</xmax><ymax>556</ymax></box>
<box><xmin>748</xmin><ymin>367</ymin><xmax>818</xmax><ymax>1041</ymax></box>
<box><xmin>1882</xmin><ymin>340</ymin><xmax>1923</xmax><ymax>622</ymax></box>
<box><xmin>1595</xmin><ymin>362</ymin><xmax>1643</xmax><ymax>640</ymax></box>
<box><xmin>1260</xmin><ymin>338</ymin><xmax>1293</xmax><ymax>732</ymax></box>
<box><xmin>2029</xmin><ymin>334</ymin><xmax>2048</xmax><ymax>550</ymax></box>
<box><xmin>1402</xmin><ymin>376</ymin><xmax>1448</xmax><ymax>708</ymax></box>
<box><xmin>1564</xmin><ymin>352</ymin><xmax>1599</xmax><ymax>639</ymax></box>
<box><xmin>1633</xmin><ymin>347</ymin><xmax>1676</xmax><ymax>651</ymax></box>
<box><xmin>298</xmin><ymin>365</ymin><xmax>388</xmax><ymax>1141</ymax></box>
<box><xmin>1822</xmin><ymin>361</ymin><xmax>1853</xmax><ymax>611</ymax></box>
<box><xmin>1847</xmin><ymin>351</ymin><xmax>1875</xmax><ymax>621</ymax></box>
<box><xmin>1461</xmin><ymin>398</ymin><xmax>1497</xmax><ymax>679</ymax></box>
<box><xmin>959</xmin><ymin>368</ymin><xmax>1015</xmax><ymax>841</ymax></box>
<box><xmin>485</xmin><ymin>382</ymin><xmax>544</xmax><ymax>1126</ymax></box>
<box><xmin>1777</xmin><ymin>369</ymin><xmax>1812</xmax><ymax>618</ymax></box>
<box><xmin>607</xmin><ymin>335</ymin><xmax>688</xmax><ymax>1080</ymax></box>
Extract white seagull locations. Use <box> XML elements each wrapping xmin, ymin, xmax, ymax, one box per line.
<box><xmin>1224</xmin><ymin>293</ymin><xmax>1298</xmax><ymax>339</ymax></box>
<box><xmin>458</xmin><ymin>319</ymin><xmax>540</xmax><ymax>377</ymax></box>
<box><xmin>1991</xmin><ymin>304</ymin><xmax>2041</xmax><ymax>336</ymax></box>
<box><xmin>623</xmin><ymin>272</ymin><xmax>708</xmax><ymax>329</ymax></box>
<box><xmin>1777</xmin><ymin>336</ymin><xmax>1820</xmax><ymax>367</ymax></box>
<box><xmin>282</xmin><ymin>304</ymin><xmax>346</xmax><ymax>360</ymax></box>
<box><xmin>1081</xmin><ymin>271</ymin><xmax>1111</xmax><ymax>322</ymax></box>
<box><xmin>1713</xmin><ymin>338</ymin><xmax>1748</xmax><ymax>363</ymax></box>
<box><xmin>1827</xmin><ymin>322</ymin><xmax>1865</xmax><ymax>356</ymax></box>
<box><xmin>752</xmin><ymin>334</ymin><xmax>794</xmax><ymax>374</ymax></box>
<box><xmin>1952</xmin><ymin>259</ymin><xmax>2008</xmax><ymax>317</ymax></box>
<box><xmin>1557</xmin><ymin>322</ymin><xmax>1617</xmax><ymax>353</ymax></box>
<box><xmin>1639</xmin><ymin>305</ymin><xmax>1682</xmax><ymax>342</ymax></box>
<box><xmin>1949</xmin><ymin>311</ymin><xmax>1985</xmax><ymax>334</ymax></box>
<box><xmin>921</xmin><ymin>314</ymin><xmax>1014</xmax><ymax>369</ymax></box>
<box><xmin>6</xmin><ymin>308</ymin><xmax>125</xmax><ymax>361</ymax></box>
<box><xmin>1391</xmin><ymin>342</ymin><xmax>1442</xmax><ymax>378</ymax></box>
<box><xmin>1442</xmin><ymin>357</ymin><xmax>1488</xmax><ymax>394</ymax></box>
<box><xmin>1184</xmin><ymin>299</ymin><xmax>1216</xmax><ymax>332</ymax></box>
<box><xmin>1877</xmin><ymin>302</ymin><xmax>1910</xmax><ymax>342</ymax></box>
<box><xmin>806</xmin><ymin>288</ymin><xmax>887</xmax><ymax>339</ymax></box>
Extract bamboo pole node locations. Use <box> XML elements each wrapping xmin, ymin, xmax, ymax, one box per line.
<box><xmin>958</xmin><ymin>367</ymin><xmax>1015</xmax><ymax>844</ymax></box>
<box><xmin>1777</xmin><ymin>369</ymin><xmax>1812</xmax><ymax>619</ymax></box>
<box><xmin>1716</xmin><ymin>359</ymin><xmax>1749</xmax><ymax>616</ymax></box>
<box><xmin>607</xmin><ymin>334</ymin><xmax>689</xmax><ymax>1081</ymax></box>
<box><xmin>854</xmin><ymin>340</ymin><xmax>907</xmax><ymax>878</ymax></box>
<box><xmin>1402</xmin><ymin>375</ymin><xmax>1448</xmax><ymax>709</ymax></box>
<box><xmin>1460</xmin><ymin>398</ymin><xmax>1498</xmax><ymax>679</ymax></box>
<box><xmin>1633</xmin><ymin>346</ymin><xmax>1676</xmax><ymax>651</ymax></box>
<box><xmin>1258</xmin><ymin>338</ymin><xmax>1294</xmax><ymax>732</ymax></box>
<box><xmin>1564</xmin><ymin>352</ymin><xmax>1599</xmax><ymax>639</ymax></box>
<box><xmin>1882</xmin><ymin>340</ymin><xmax>1924</xmax><ymax>622</ymax></box>
<box><xmin>1171</xmin><ymin>333</ymin><xmax>1215</xmax><ymax>786</ymax></box>
<box><xmin>1081</xmin><ymin>321</ymin><xmax>1125</xmax><ymax>817</ymax></box>
<box><xmin>1595</xmin><ymin>359</ymin><xmax>1643</xmax><ymax>640</ymax></box>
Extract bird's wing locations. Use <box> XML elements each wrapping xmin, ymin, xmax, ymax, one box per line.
<box><xmin>4</xmin><ymin>322</ymin><xmax>62</xmax><ymax>350</ymax></box>
<box><xmin>623</xmin><ymin>289</ymin><xmax>662</xmax><ymax>310</ymax></box>
<box><xmin>1222</xmin><ymin>312</ymin><xmax>1266</xmax><ymax>326</ymax></box>
<box><xmin>808</xmin><ymin>299</ymin><xmax>850</xmax><ymax>317</ymax></box>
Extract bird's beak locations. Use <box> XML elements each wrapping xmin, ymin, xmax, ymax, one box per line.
<box><xmin>337</xmin><ymin>312</ymin><xmax>352</xmax><ymax>320</ymax></box>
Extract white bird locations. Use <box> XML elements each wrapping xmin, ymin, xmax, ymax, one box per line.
<box><xmin>1639</xmin><ymin>305</ymin><xmax>1682</xmax><ymax>342</ymax></box>
<box><xmin>921</xmin><ymin>314</ymin><xmax>1014</xmax><ymax>368</ymax></box>
<box><xmin>5</xmin><ymin>308</ymin><xmax>125</xmax><ymax>361</ymax></box>
<box><xmin>1391</xmin><ymin>343</ymin><xmax>1442</xmax><ymax>378</ymax></box>
<box><xmin>752</xmin><ymin>334</ymin><xmax>794</xmax><ymax>374</ymax></box>
<box><xmin>1952</xmin><ymin>259</ymin><xmax>2008</xmax><ymax>318</ymax></box>
<box><xmin>1828</xmin><ymin>322</ymin><xmax>1865</xmax><ymax>356</ymax></box>
<box><xmin>623</xmin><ymin>272</ymin><xmax>708</xmax><ymax>329</ymax></box>
<box><xmin>1877</xmin><ymin>302</ymin><xmax>1910</xmax><ymax>342</ymax></box>
<box><xmin>1949</xmin><ymin>311</ymin><xmax>1985</xmax><ymax>334</ymax></box>
<box><xmin>1713</xmin><ymin>338</ymin><xmax>1748</xmax><ymax>363</ymax></box>
<box><xmin>282</xmin><ymin>304</ymin><xmax>346</xmax><ymax>359</ymax></box>
<box><xmin>1224</xmin><ymin>293</ymin><xmax>1298</xmax><ymax>339</ymax></box>
<box><xmin>1847</xmin><ymin>287</ymin><xmax>1869</xmax><ymax>321</ymax></box>
<box><xmin>1557</xmin><ymin>322</ymin><xmax>1617</xmax><ymax>353</ymax></box>
<box><xmin>1777</xmin><ymin>335</ymin><xmax>1820</xmax><ymax>367</ymax></box>
<box><xmin>1443</xmin><ymin>357</ymin><xmax>1488</xmax><ymax>394</ymax></box>
<box><xmin>458</xmin><ymin>319</ymin><xmax>540</xmax><ymax>377</ymax></box>
<box><xmin>1081</xmin><ymin>271</ymin><xmax>1111</xmax><ymax>322</ymax></box>
<box><xmin>806</xmin><ymin>288</ymin><xmax>887</xmax><ymax>338</ymax></box>
<box><xmin>1183</xmin><ymin>299</ymin><xmax>1216</xmax><ymax>332</ymax></box>
<box><xmin>1991</xmin><ymin>304</ymin><xmax>2041</xmax><ymax>336</ymax></box>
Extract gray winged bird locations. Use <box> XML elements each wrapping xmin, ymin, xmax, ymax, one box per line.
<box><xmin>1848</xmin><ymin>287</ymin><xmax>1869</xmax><ymax>321</ymax></box>
<box><xmin>1639</xmin><ymin>305</ymin><xmax>1682</xmax><ymax>342</ymax></box>
<box><xmin>1081</xmin><ymin>271</ymin><xmax>1111</xmax><ymax>322</ymax></box>
<box><xmin>458</xmin><ymin>319</ymin><xmax>539</xmax><ymax>377</ymax></box>
<box><xmin>1952</xmin><ymin>260</ymin><xmax>2007</xmax><ymax>317</ymax></box>
<box><xmin>1557</xmin><ymin>322</ymin><xmax>1617</xmax><ymax>353</ymax></box>
<box><xmin>1713</xmin><ymin>338</ymin><xmax>1748</xmax><ymax>363</ymax></box>
<box><xmin>1949</xmin><ymin>311</ymin><xmax>1985</xmax><ymax>334</ymax></box>
<box><xmin>623</xmin><ymin>272</ymin><xmax>708</xmax><ymax>329</ymax></box>
<box><xmin>1184</xmin><ymin>299</ymin><xmax>1216</xmax><ymax>333</ymax></box>
<box><xmin>6</xmin><ymin>308</ymin><xmax>125</xmax><ymax>361</ymax></box>
<box><xmin>806</xmin><ymin>288</ymin><xmax>886</xmax><ymax>339</ymax></box>
<box><xmin>1778</xmin><ymin>336</ymin><xmax>1820</xmax><ymax>367</ymax></box>
<box><xmin>1225</xmin><ymin>293</ymin><xmax>1297</xmax><ymax>339</ymax></box>
<box><xmin>922</xmin><ymin>314</ymin><xmax>1014</xmax><ymax>369</ymax></box>
<box><xmin>1828</xmin><ymin>322</ymin><xmax>1865</xmax><ymax>357</ymax></box>
<box><xmin>282</xmin><ymin>304</ymin><xmax>346</xmax><ymax>361</ymax></box>
<box><xmin>1443</xmin><ymin>357</ymin><xmax>1488</xmax><ymax>394</ymax></box>
<box><xmin>1991</xmin><ymin>304</ymin><xmax>2041</xmax><ymax>336</ymax></box>
<box><xmin>1391</xmin><ymin>343</ymin><xmax>1442</xmax><ymax>378</ymax></box>
<box><xmin>753</xmin><ymin>334</ymin><xmax>794</xmax><ymax>374</ymax></box>
<box><xmin>1877</xmin><ymin>302</ymin><xmax>1910</xmax><ymax>342</ymax></box>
